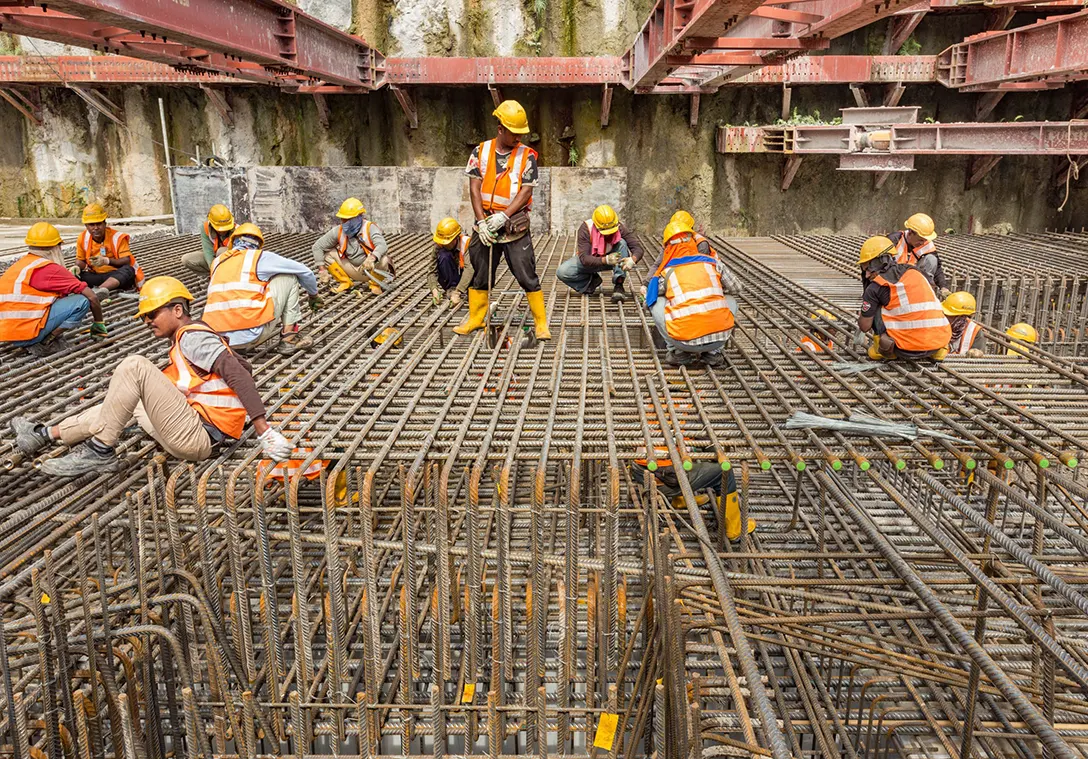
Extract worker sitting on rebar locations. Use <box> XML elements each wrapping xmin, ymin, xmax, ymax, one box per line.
<box><xmin>556</xmin><ymin>204</ymin><xmax>644</xmax><ymax>302</ymax></box>
<box><xmin>890</xmin><ymin>213</ymin><xmax>949</xmax><ymax>296</ymax></box>
<box><xmin>632</xmin><ymin>446</ymin><xmax>754</xmax><ymax>540</ymax></box>
<box><xmin>429</xmin><ymin>217</ymin><xmax>473</xmax><ymax>307</ymax></box>
<box><xmin>0</xmin><ymin>222</ymin><xmax>106</xmax><ymax>357</ymax></box>
<box><xmin>311</xmin><ymin>197</ymin><xmax>393</xmax><ymax>295</ymax></box>
<box><xmin>643</xmin><ymin>220</ymin><xmax>739</xmax><ymax>368</ymax></box>
<box><xmin>942</xmin><ymin>291</ymin><xmax>985</xmax><ymax>357</ymax></box>
<box><xmin>855</xmin><ymin>235</ymin><xmax>952</xmax><ymax>361</ymax></box>
<box><xmin>202</xmin><ymin>223</ymin><xmax>319</xmax><ymax>355</ymax></box>
<box><xmin>182</xmin><ymin>204</ymin><xmax>236</xmax><ymax>275</ymax></box>
<box><xmin>75</xmin><ymin>203</ymin><xmax>144</xmax><ymax>293</ymax></box>
<box><xmin>9</xmin><ymin>276</ymin><xmax>293</xmax><ymax>476</ymax></box>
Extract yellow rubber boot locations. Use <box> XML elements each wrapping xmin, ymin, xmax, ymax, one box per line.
<box><xmin>671</xmin><ymin>493</ymin><xmax>709</xmax><ymax>509</ymax></box>
<box><xmin>327</xmin><ymin>260</ymin><xmax>354</xmax><ymax>293</ymax></box>
<box><xmin>867</xmin><ymin>334</ymin><xmax>897</xmax><ymax>361</ymax></box>
<box><xmin>722</xmin><ymin>491</ymin><xmax>756</xmax><ymax>541</ymax></box>
<box><xmin>526</xmin><ymin>290</ymin><xmax>551</xmax><ymax>340</ymax></box>
<box><xmin>453</xmin><ymin>289</ymin><xmax>488</xmax><ymax>335</ymax></box>
<box><xmin>369</xmin><ymin>282</ymin><xmax>383</xmax><ymax>295</ymax></box>
<box><xmin>932</xmin><ymin>346</ymin><xmax>949</xmax><ymax>361</ymax></box>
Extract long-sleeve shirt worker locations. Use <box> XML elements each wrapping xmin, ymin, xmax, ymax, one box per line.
<box><xmin>220</xmin><ymin>250</ymin><xmax>318</xmax><ymax>347</ymax></box>
<box><xmin>179</xmin><ymin>326</ymin><xmax>267</xmax><ymax>440</ymax></box>
<box><xmin>426</xmin><ymin>244</ymin><xmax>474</xmax><ymax>294</ymax></box>
<box><xmin>574</xmin><ymin>222</ymin><xmax>646</xmax><ymax>268</ymax></box>
<box><xmin>201</xmin><ymin>228</ymin><xmax>232</xmax><ymax>268</ymax></box>
<box><xmin>311</xmin><ymin>224</ymin><xmax>389</xmax><ymax>269</ymax></box>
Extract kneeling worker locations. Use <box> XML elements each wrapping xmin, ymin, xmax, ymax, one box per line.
<box><xmin>429</xmin><ymin>217</ymin><xmax>473</xmax><ymax>307</ymax></box>
<box><xmin>942</xmin><ymin>291</ymin><xmax>985</xmax><ymax>357</ymax></box>
<box><xmin>203</xmin><ymin>223</ymin><xmax>319</xmax><ymax>355</ymax></box>
<box><xmin>76</xmin><ymin>203</ymin><xmax>144</xmax><ymax>292</ymax></box>
<box><xmin>557</xmin><ymin>204</ymin><xmax>644</xmax><ymax>302</ymax></box>
<box><xmin>856</xmin><ymin>235</ymin><xmax>951</xmax><ymax>360</ymax></box>
<box><xmin>0</xmin><ymin>223</ymin><xmax>105</xmax><ymax>356</ymax></box>
<box><xmin>9</xmin><ymin>276</ymin><xmax>293</xmax><ymax>476</ymax></box>
<box><xmin>182</xmin><ymin>204</ymin><xmax>236</xmax><ymax>275</ymax></box>
<box><xmin>312</xmin><ymin>198</ymin><xmax>391</xmax><ymax>294</ymax></box>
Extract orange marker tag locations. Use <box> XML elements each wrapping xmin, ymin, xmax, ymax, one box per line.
<box><xmin>461</xmin><ymin>683</ymin><xmax>476</xmax><ymax>704</ymax></box>
<box><xmin>593</xmin><ymin>713</ymin><xmax>618</xmax><ymax>750</ymax></box>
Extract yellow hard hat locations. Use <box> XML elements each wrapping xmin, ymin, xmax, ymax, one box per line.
<box><xmin>811</xmin><ymin>309</ymin><xmax>837</xmax><ymax>321</ymax></box>
<box><xmin>207</xmin><ymin>204</ymin><xmax>235</xmax><ymax>232</ymax></box>
<box><xmin>592</xmin><ymin>205</ymin><xmax>620</xmax><ymax>236</ymax></box>
<box><xmin>230</xmin><ymin>222</ymin><xmax>265</xmax><ymax>245</ymax></box>
<box><xmin>137</xmin><ymin>276</ymin><xmax>193</xmax><ymax>317</ymax></box>
<box><xmin>336</xmin><ymin>197</ymin><xmax>366</xmax><ymax>219</ymax></box>
<box><xmin>25</xmin><ymin>222</ymin><xmax>62</xmax><ymax>248</ymax></box>
<box><xmin>492</xmin><ymin>100</ymin><xmax>530</xmax><ymax>135</ymax></box>
<box><xmin>858</xmin><ymin>235</ymin><xmax>895</xmax><ymax>265</ymax></box>
<box><xmin>942</xmin><ymin>291</ymin><xmax>977</xmax><ymax>316</ymax></box>
<box><xmin>81</xmin><ymin>202</ymin><xmax>107</xmax><ymax>224</ymax></box>
<box><xmin>433</xmin><ymin>217</ymin><xmax>462</xmax><ymax>246</ymax></box>
<box><xmin>1006</xmin><ymin>322</ymin><xmax>1037</xmax><ymax>343</ymax></box>
<box><xmin>370</xmin><ymin>327</ymin><xmax>403</xmax><ymax>348</ymax></box>
<box><xmin>662</xmin><ymin>220</ymin><xmax>693</xmax><ymax>246</ymax></box>
<box><xmin>904</xmin><ymin>212</ymin><xmax>937</xmax><ymax>242</ymax></box>
<box><xmin>670</xmin><ymin>210</ymin><xmax>695</xmax><ymax>229</ymax></box>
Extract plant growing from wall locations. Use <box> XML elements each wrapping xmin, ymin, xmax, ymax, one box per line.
<box><xmin>568</xmin><ymin>144</ymin><xmax>580</xmax><ymax>166</ymax></box>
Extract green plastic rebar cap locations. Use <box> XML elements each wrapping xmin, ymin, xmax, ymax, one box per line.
<box><xmin>1067</xmin><ymin>457</ymin><xmax>1079</xmax><ymax>468</ymax></box>
<box><xmin>1004</xmin><ymin>459</ymin><xmax>1015</xmax><ymax>469</ymax></box>
<box><xmin>682</xmin><ymin>460</ymin><xmax>693</xmax><ymax>471</ymax></box>
<box><xmin>1037</xmin><ymin>458</ymin><xmax>1050</xmax><ymax>469</ymax></box>
<box><xmin>760</xmin><ymin>460</ymin><xmax>772</xmax><ymax>470</ymax></box>
<box><xmin>965</xmin><ymin>459</ymin><xmax>976</xmax><ymax>470</ymax></box>
<box><xmin>647</xmin><ymin>461</ymin><xmax>658</xmax><ymax>472</ymax></box>
<box><xmin>795</xmin><ymin>460</ymin><xmax>806</xmax><ymax>472</ymax></box>
<box><xmin>721</xmin><ymin>461</ymin><xmax>731</xmax><ymax>471</ymax></box>
<box><xmin>895</xmin><ymin>459</ymin><xmax>907</xmax><ymax>471</ymax></box>
<box><xmin>831</xmin><ymin>459</ymin><xmax>843</xmax><ymax>471</ymax></box>
<box><xmin>859</xmin><ymin>460</ymin><xmax>871</xmax><ymax>471</ymax></box>
<box><xmin>932</xmin><ymin>459</ymin><xmax>944</xmax><ymax>470</ymax></box>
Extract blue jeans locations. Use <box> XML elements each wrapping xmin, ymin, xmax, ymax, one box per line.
<box><xmin>650</xmin><ymin>296</ymin><xmax>736</xmax><ymax>354</ymax></box>
<box><xmin>10</xmin><ymin>294</ymin><xmax>91</xmax><ymax>347</ymax></box>
<box><xmin>556</xmin><ymin>239</ymin><xmax>631</xmax><ymax>294</ymax></box>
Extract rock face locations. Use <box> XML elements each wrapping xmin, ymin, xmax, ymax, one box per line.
<box><xmin>297</xmin><ymin>0</ymin><xmax>353</xmax><ymax>30</ymax></box>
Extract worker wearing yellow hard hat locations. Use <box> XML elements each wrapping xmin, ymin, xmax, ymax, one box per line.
<box><xmin>454</xmin><ymin>99</ymin><xmax>550</xmax><ymax>340</ymax></box>
<box><xmin>1005</xmin><ymin>322</ymin><xmax>1037</xmax><ymax>357</ymax></box>
<box><xmin>855</xmin><ymin>235</ymin><xmax>951</xmax><ymax>361</ymax></box>
<box><xmin>10</xmin><ymin>275</ymin><xmax>294</xmax><ymax>477</ymax></box>
<box><xmin>668</xmin><ymin>209</ymin><xmax>722</xmax><ymax>259</ymax></box>
<box><xmin>890</xmin><ymin>212</ymin><xmax>949</xmax><ymax>296</ymax></box>
<box><xmin>942</xmin><ymin>291</ymin><xmax>985</xmax><ymax>357</ymax></box>
<box><xmin>429</xmin><ymin>217</ymin><xmax>474</xmax><ymax>308</ymax></box>
<box><xmin>75</xmin><ymin>202</ymin><xmax>145</xmax><ymax>293</ymax></box>
<box><xmin>183</xmin><ymin>204</ymin><xmax>236</xmax><ymax>275</ymax></box>
<box><xmin>0</xmin><ymin>222</ymin><xmax>107</xmax><ymax>356</ymax></box>
<box><xmin>800</xmin><ymin>309</ymin><xmax>837</xmax><ymax>353</ymax></box>
<box><xmin>556</xmin><ymin>204</ymin><xmax>646</xmax><ymax>302</ymax></box>
<box><xmin>311</xmin><ymin>197</ymin><xmax>393</xmax><ymax>295</ymax></box>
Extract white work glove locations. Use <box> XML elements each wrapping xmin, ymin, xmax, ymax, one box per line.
<box><xmin>317</xmin><ymin>268</ymin><xmax>331</xmax><ymax>286</ymax></box>
<box><xmin>258</xmin><ymin>427</ymin><xmax>293</xmax><ymax>463</ymax></box>
<box><xmin>851</xmin><ymin>331</ymin><xmax>869</xmax><ymax>349</ymax></box>
<box><xmin>484</xmin><ymin>211</ymin><xmax>508</xmax><ymax>233</ymax></box>
<box><xmin>93</xmin><ymin>255</ymin><xmax>110</xmax><ymax>267</ymax></box>
<box><xmin>363</xmin><ymin>255</ymin><xmax>376</xmax><ymax>272</ymax></box>
<box><xmin>449</xmin><ymin>290</ymin><xmax>463</xmax><ymax>307</ymax></box>
<box><xmin>621</xmin><ymin>257</ymin><xmax>637</xmax><ymax>272</ymax></box>
<box><xmin>475</xmin><ymin>219</ymin><xmax>496</xmax><ymax>245</ymax></box>
<box><xmin>431</xmin><ymin>287</ymin><xmax>443</xmax><ymax>305</ymax></box>
<box><xmin>603</xmin><ymin>253</ymin><xmax>620</xmax><ymax>266</ymax></box>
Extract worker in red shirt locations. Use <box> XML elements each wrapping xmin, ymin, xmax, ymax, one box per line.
<box><xmin>0</xmin><ymin>222</ymin><xmax>106</xmax><ymax>356</ymax></box>
<box><xmin>557</xmin><ymin>205</ymin><xmax>645</xmax><ymax>302</ymax></box>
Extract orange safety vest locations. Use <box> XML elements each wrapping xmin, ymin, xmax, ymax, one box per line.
<box><xmin>661</xmin><ymin>241</ymin><xmax>735</xmax><ymax>343</ymax></box>
<box><xmin>203</xmin><ymin>221</ymin><xmax>233</xmax><ymax>251</ymax></box>
<box><xmin>894</xmin><ymin>234</ymin><xmax>935</xmax><ymax>266</ymax></box>
<box><xmin>163</xmin><ymin>323</ymin><xmax>247</xmax><ymax>439</ymax></box>
<box><xmin>873</xmin><ymin>269</ymin><xmax>951</xmax><ymax>352</ymax></box>
<box><xmin>203</xmin><ymin>247</ymin><xmax>275</xmax><ymax>333</ymax></box>
<box><xmin>78</xmin><ymin>229</ymin><xmax>144</xmax><ymax>286</ymax></box>
<box><xmin>693</xmin><ymin>232</ymin><xmax>716</xmax><ymax>256</ymax></box>
<box><xmin>950</xmin><ymin>319</ymin><xmax>981</xmax><ymax>355</ymax></box>
<box><xmin>635</xmin><ymin>446</ymin><xmax>674</xmax><ymax>470</ymax></box>
<box><xmin>478</xmin><ymin>139</ymin><xmax>537</xmax><ymax>213</ymax></box>
<box><xmin>457</xmin><ymin>234</ymin><xmax>470</xmax><ymax>268</ymax></box>
<box><xmin>0</xmin><ymin>254</ymin><xmax>60</xmax><ymax>342</ymax></box>
<box><xmin>335</xmin><ymin>220</ymin><xmax>376</xmax><ymax>258</ymax></box>
<box><xmin>800</xmin><ymin>333</ymin><xmax>833</xmax><ymax>353</ymax></box>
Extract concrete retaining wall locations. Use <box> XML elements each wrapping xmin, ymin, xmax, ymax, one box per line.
<box><xmin>170</xmin><ymin>166</ymin><xmax>627</xmax><ymax>237</ymax></box>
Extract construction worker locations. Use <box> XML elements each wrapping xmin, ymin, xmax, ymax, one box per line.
<box><xmin>556</xmin><ymin>204</ymin><xmax>645</xmax><ymax>302</ymax></box>
<box><xmin>669</xmin><ymin>210</ymin><xmax>715</xmax><ymax>256</ymax></box>
<box><xmin>429</xmin><ymin>217</ymin><xmax>473</xmax><ymax>307</ymax></box>
<box><xmin>644</xmin><ymin>220</ymin><xmax>739</xmax><ymax>367</ymax></box>
<box><xmin>632</xmin><ymin>446</ymin><xmax>754</xmax><ymax>540</ymax></box>
<box><xmin>1006</xmin><ymin>322</ymin><xmax>1037</xmax><ymax>357</ymax></box>
<box><xmin>454</xmin><ymin>100</ymin><xmax>550</xmax><ymax>340</ymax></box>
<box><xmin>76</xmin><ymin>203</ymin><xmax>144</xmax><ymax>292</ymax></box>
<box><xmin>942</xmin><ymin>291</ymin><xmax>985</xmax><ymax>357</ymax></box>
<box><xmin>800</xmin><ymin>309</ymin><xmax>837</xmax><ymax>353</ymax></box>
<box><xmin>855</xmin><ymin>235</ymin><xmax>951</xmax><ymax>361</ymax></box>
<box><xmin>0</xmin><ymin>222</ymin><xmax>106</xmax><ymax>357</ymax></box>
<box><xmin>8</xmin><ymin>276</ymin><xmax>293</xmax><ymax>476</ymax></box>
<box><xmin>203</xmin><ymin>223</ymin><xmax>319</xmax><ymax>355</ymax></box>
<box><xmin>182</xmin><ymin>204</ymin><xmax>236</xmax><ymax>275</ymax></box>
<box><xmin>890</xmin><ymin>213</ymin><xmax>948</xmax><ymax>295</ymax></box>
<box><xmin>311</xmin><ymin>198</ymin><xmax>392</xmax><ymax>295</ymax></box>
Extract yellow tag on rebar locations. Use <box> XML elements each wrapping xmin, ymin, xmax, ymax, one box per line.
<box><xmin>40</xmin><ymin>592</ymin><xmax>50</xmax><ymax>605</ymax></box>
<box><xmin>461</xmin><ymin>683</ymin><xmax>476</xmax><ymax>703</ymax></box>
<box><xmin>593</xmin><ymin>713</ymin><xmax>618</xmax><ymax>750</ymax></box>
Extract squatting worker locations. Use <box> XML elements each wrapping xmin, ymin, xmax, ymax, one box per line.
<box><xmin>855</xmin><ymin>235</ymin><xmax>951</xmax><ymax>361</ymax></box>
<box><xmin>670</xmin><ymin>210</ymin><xmax>717</xmax><ymax>257</ymax></box>
<box><xmin>454</xmin><ymin>99</ymin><xmax>550</xmax><ymax>340</ymax></box>
<box><xmin>890</xmin><ymin>212</ymin><xmax>948</xmax><ymax>295</ymax></box>
<box><xmin>312</xmin><ymin>198</ymin><xmax>392</xmax><ymax>295</ymax></box>
<box><xmin>203</xmin><ymin>223</ymin><xmax>320</xmax><ymax>355</ymax></box>
<box><xmin>942</xmin><ymin>291</ymin><xmax>985</xmax><ymax>357</ymax></box>
<box><xmin>0</xmin><ymin>222</ymin><xmax>105</xmax><ymax>357</ymax></box>
<box><xmin>8</xmin><ymin>276</ymin><xmax>293</xmax><ymax>477</ymax></box>
<box><xmin>557</xmin><ymin>204</ymin><xmax>645</xmax><ymax>302</ymax></box>
<box><xmin>76</xmin><ymin>203</ymin><xmax>144</xmax><ymax>292</ymax></box>
<box><xmin>182</xmin><ymin>204</ymin><xmax>236</xmax><ymax>275</ymax></box>
<box><xmin>429</xmin><ymin>217</ymin><xmax>473</xmax><ymax>307</ymax></box>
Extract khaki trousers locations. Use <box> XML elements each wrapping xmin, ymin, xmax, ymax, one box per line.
<box><xmin>57</xmin><ymin>355</ymin><xmax>214</xmax><ymax>461</ymax></box>
<box><xmin>323</xmin><ymin>252</ymin><xmax>391</xmax><ymax>283</ymax></box>
<box><xmin>181</xmin><ymin>250</ymin><xmax>211</xmax><ymax>274</ymax></box>
<box><xmin>245</xmin><ymin>274</ymin><xmax>305</xmax><ymax>347</ymax></box>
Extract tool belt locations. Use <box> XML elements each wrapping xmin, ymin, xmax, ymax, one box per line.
<box><xmin>495</xmin><ymin>208</ymin><xmax>531</xmax><ymax>244</ymax></box>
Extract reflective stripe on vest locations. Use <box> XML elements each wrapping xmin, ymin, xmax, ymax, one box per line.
<box><xmin>895</xmin><ymin>235</ymin><xmax>935</xmax><ymax>266</ymax></box>
<box><xmin>203</xmin><ymin>247</ymin><xmax>275</xmax><ymax>332</ymax></box>
<box><xmin>163</xmin><ymin>322</ymin><xmax>247</xmax><ymax>439</ymax></box>
<box><xmin>78</xmin><ymin>228</ymin><xmax>144</xmax><ymax>285</ymax></box>
<box><xmin>873</xmin><ymin>268</ymin><xmax>952</xmax><ymax>352</ymax></box>
<box><xmin>479</xmin><ymin>139</ymin><xmax>536</xmax><ymax>213</ymax></box>
<box><xmin>336</xmin><ymin>221</ymin><xmax>376</xmax><ymax>259</ymax></box>
<box><xmin>662</xmin><ymin>246</ymin><xmax>734</xmax><ymax>342</ymax></box>
<box><xmin>259</xmin><ymin>448</ymin><xmax>326</xmax><ymax>481</ymax></box>
<box><xmin>0</xmin><ymin>255</ymin><xmax>58</xmax><ymax>341</ymax></box>
<box><xmin>951</xmin><ymin>319</ymin><xmax>981</xmax><ymax>355</ymax></box>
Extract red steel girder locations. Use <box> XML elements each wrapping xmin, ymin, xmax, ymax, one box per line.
<box><xmin>729</xmin><ymin>55</ymin><xmax>938</xmax><ymax>84</ymax></box>
<box><xmin>938</xmin><ymin>8</ymin><xmax>1088</xmax><ymax>91</ymax></box>
<box><xmin>384</xmin><ymin>56</ymin><xmax>626</xmax><ymax>86</ymax></box>
<box><xmin>0</xmin><ymin>54</ymin><xmax>240</xmax><ymax>84</ymax></box>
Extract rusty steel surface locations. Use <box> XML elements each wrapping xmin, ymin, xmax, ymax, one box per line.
<box><xmin>0</xmin><ymin>55</ymin><xmax>241</xmax><ymax>85</ymax></box>
<box><xmin>383</xmin><ymin>57</ymin><xmax>627</xmax><ymax>86</ymax></box>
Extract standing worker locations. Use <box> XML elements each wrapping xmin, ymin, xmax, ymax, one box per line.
<box><xmin>311</xmin><ymin>198</ymin><xmax>392</xmax><ymax>295</ymax></box>
<box><xmin>9</xmin><ymin>276</ymin><xmax>293</xmax><ymax>475</ymax></box>
<box><xmin>76</xmin><ymin>203</ymin><xmax>144</xmax><ymax>293</ymax></box>
<box><xmin>890</xmin><ymin>213</ymin><xmax>948</xmax><ymax>295</ymax></box>
<box><xmin>0</xmin><ymin>223</ymin><xmax>106</xmax><ymax>356</ymax></box>
<box><xmin>644</xmin><ymin>221</ymin><xmax>739</xmax><ymax>367</ymax></box>
<box><xmin>556</xmin><ymin>204</ymin><xmax>644</xmax><ymax>302</ymax></box>
<box><xmin>453</xmin><ymin>100</ymin><xmax>550</xmax><ymax>339</ymax></box>
<box><xmin>942</xmin><ymin>291</ymin><xmax>985</xmax><ymax>357</ymax></box>
<box><xmin>429</xmin><ymin>217</ymin><xmax>473</xmax><ymax>307</ymax></box>
<box><xmin>182</xmin><ymin>204</ymin><xmax>236</xmax><ymax>275</ymax></box>
<box><xmin>855</xmin><ymin>235</ymin><xmax>951</xmax><ymax>361</ymax></box>
<box><xmin>203</xmin><ymin>223</ymin><xmax>319</xmax><ymax>355</ymax></box>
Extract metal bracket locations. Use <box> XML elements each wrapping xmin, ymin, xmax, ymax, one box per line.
<box><xmin>390</xmin><ymin>85</ymin><xmax>418</xmax><ymax>129</ymax></box>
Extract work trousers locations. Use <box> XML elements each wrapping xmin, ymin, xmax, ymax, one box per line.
<box><xmin>468</xmin><ymin>231</ymin><xmax>541</xmax><ymax>293</ymax></box>
<box><xmin>650</xmin><ymin>297</ymin><xmax>734</xmax><ymax>354</ymax></box>
<box><xmin>9</xmin><ymin>294</ymin><xmax>91</xmax><ymax>347</ymax></box>
<box><xmin>80</xmin><ymin>264</ymin><xmax>137</xmax><ymax>289</ymax></box>
<box><xmin>246</xmin><ymin>274</ymin><xmax>304</xmax><ymax>348</ymax></box>
<box><xmin>630</xmin><ymin>461</ymin><xmax>736</xmax><ymax>500</ymax></box>
<box><xmin>323</xmin><ymin>252</ymin><xmax>392</xmax><ymax>282</ymax></box>
<box><xmin>181</xmin><ymin>250</ymin><xmax>212</xmax><ymax>274</ymax></box>
<box><xmin>555</xmin><ymin>239</ymin><xmax>631</xmax><ymax>294</ymax></box>
<box><xmin>57</xmin><ymin>354</ymin><xmax>214</xmax><ymax>461</ymax></box>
